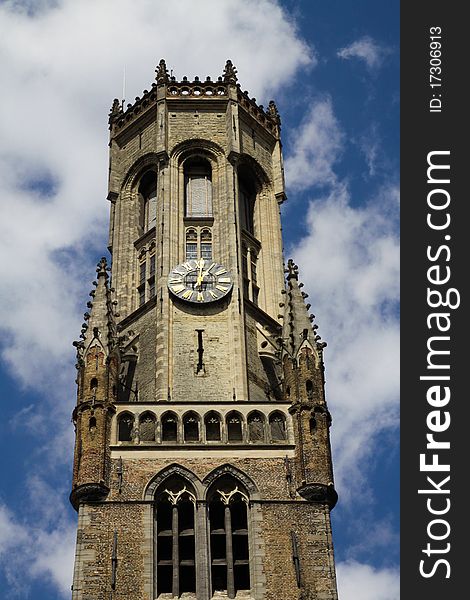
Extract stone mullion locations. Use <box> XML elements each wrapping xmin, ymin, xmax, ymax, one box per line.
<box><xmin>225</xmin><ymin>504</ymin><xmax>235</xmax><ymax>599</ymax></box>
<box><xmin>172</xmin><ymin>504</ymin><xmax>179</xmax><ymax>597</ymax></box>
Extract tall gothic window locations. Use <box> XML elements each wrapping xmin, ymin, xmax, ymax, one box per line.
<box><xmin>208</xmin><ymin>479</ymin><xmax>250</xmax><ymax>597</ymax></box>
<box><xmin>185</xmin><ymin>158</ymin><xmax>212</xmax><ymax>217</ymax></box>
<box><xmin>155</xmin><ymin>480</ymin><xmax>196</xmax><ymax>597</ymax></box>
<box><xmin>241</xmin><ymin>243</ymin><xmax>259</xmax><ymax>305</ymax></box>
<box><xmin>238</xmin><ymin>166</ymin><xmax>256</xmax><ymax>236</ymax></box>
<box><xmin>139</xmin><ymin>170</ymin><xmax>157</xmax><ymax>232</ymax></box>
<box><xmin>137</xmin><ymin>247</ymin><xmax>156</xmax><ymax>306</ymax></box>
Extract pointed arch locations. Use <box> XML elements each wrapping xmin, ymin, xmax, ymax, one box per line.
<box><xmin>202</xmin><ymin>464</ymin><xmax>260</xmax><ymax>500</ymax></box>
<box><xmin>161</xmin><ymin>410</ymin><xmax>179</xmax><ymax>442</ymax></box>
<box><xmin>182</xmin><ymin>410</ymin><xmax>201</xmax><ymax>442</ymax></box>
<box><xmin>247</xmin><ymin>410</ymin><xmax>266</xmax><ymax>443</ymax></box>
<box><xmin>268</xmin><ymin>410</ymin><xmax>287</xmax><ymax>442</ymax></box>
<box><xmin>117</xmin><ymin>411</ymin><xmax>135</xmax><ymax>442</ymax></box>
<box><xmin>226</xmin><ymin>411</ymin><xmax>244</xmax><ymax>443</ymax></box>
<box><xmin>144</xmin><ymin>463</ymin><xmax>204</xmax><ymax>501</ymax></box>
<box><xmin>204</xmin><ymin>410</ymin><xmax>222</xmax><ymax>442</ymax></box>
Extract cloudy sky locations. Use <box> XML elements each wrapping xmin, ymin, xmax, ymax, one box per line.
<box><xmin>0</xmin><ymin>1</ymin><xmax>399</xmax><ymax>598</ymax></box>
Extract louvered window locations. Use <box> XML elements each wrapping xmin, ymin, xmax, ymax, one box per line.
<box><xmin>185</xmin><ymin>158</ymin><xmax>212</xmax><ymax>217</ymax></box>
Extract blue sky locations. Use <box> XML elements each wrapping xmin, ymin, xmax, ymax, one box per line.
<box><xmin>0</xmin><ymin>1</ymin><xmax>399</xmax><ymax>598</ymax></box>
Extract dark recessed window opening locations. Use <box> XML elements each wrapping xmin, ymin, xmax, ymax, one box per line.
<box><xmin>205</xmin><ymin>412</ymin><xmax>221</xmax><ymax>441</ymax></box>
<box><xmin>227</xmin><ymin>414</ymin><xmax>243</xmax><ymax>442</ymax></box>
<box><xmin>118</xmin><ymin>414</ymin><xmax>134</xmax><ymax>442</ymax></box>
<box><xmin>162</xmin><ymin>414</ymin><xmax>178</xmax><ymax>442</ymax></box>
<box><xmin>183</xmin><ymin>413</ymin><xmax>200</xmax><ymax>442</ymax></box>
<box><xmin>156</xmin><ymin>482</ymin><xmax>196</xmax><ymax>597</ymax></box>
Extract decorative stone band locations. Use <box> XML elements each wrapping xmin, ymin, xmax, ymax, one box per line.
<box><xmin>70</xmin><ymin>482</ymin><xmax>110</xmax><ymax>511</ymax></box>
<box><xmin>297</xmin><ymin>482</ymin><xmax>338</xmax><ymax>509</ymax></box>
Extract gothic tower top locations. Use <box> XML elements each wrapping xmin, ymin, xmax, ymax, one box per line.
<box><xmin>70</xmin><ymin>60</ymin><xmax>338</xmax><ymax>600</ymax></box>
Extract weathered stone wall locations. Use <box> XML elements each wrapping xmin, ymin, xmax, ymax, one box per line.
<box><xmin>72</xmin><ymin>456</ymin><xmax>337</xmax><ymax>600</ymax></box>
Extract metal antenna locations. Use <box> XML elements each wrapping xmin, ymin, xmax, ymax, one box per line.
<box><xmin>121</xmin><ymin>66</ymin><xmax>126</xmax><ymax>110</ymax></box>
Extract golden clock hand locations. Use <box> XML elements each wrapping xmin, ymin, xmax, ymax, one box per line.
<box><xmin>196</xmin><ymin>259</ymin><xmax>205</xmax><ymax>288</ymax></box>
<box><xmin>201</xmin><ymin>262</ymin><xmax>216</xmax><ymax>279</ymax></box>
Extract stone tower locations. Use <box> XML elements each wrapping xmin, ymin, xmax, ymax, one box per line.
<box><xmin>70</xmin><ymin>60</ymin><xmax>338</xmax><ymax>600</ymax></box>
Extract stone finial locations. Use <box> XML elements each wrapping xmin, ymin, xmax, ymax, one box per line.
<box><xmin>223</xmin><ymin>59</ymin><xmax>238</xmax><ymax>84</ymax></box>
<box><xmin>285</xmin><ymin>258</ymin><xmax>299</xmax><ymax>281</ymax></box>
<box><xmin>96</xmin><ymin>256</ymin><xmax>109</xmax><ymax>278</ymax></box>
<box><xmin>155</xmin><ymin>59</ymin><xmax>169</xmax><ymax>85</ymax></box>
<box><xmin>267</xmin><ymin>100</ymin><xmax>281</xmax><ymax>126</ymax></box>
<box><xmin>108</xmin><ymin>98</ymin><xmax>122</xmax><ymax>125</ymax></box>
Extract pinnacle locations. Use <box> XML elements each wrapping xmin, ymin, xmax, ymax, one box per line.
<box><xmin>280</xmin><ymin>259</ymin><xmax>326</xmax><ymax>359</ymax></box>
<box><xmin>73</xmin><ymin>257</ymin><xmax>118</xmax><ymax>364</ymax></box>
<box><xmin>223</xmin><ymin>59</ymin><xmax>238</xmax><ymax>83</ymax></box>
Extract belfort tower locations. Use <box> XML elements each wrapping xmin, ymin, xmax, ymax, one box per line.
<box><xmin>70</xmin><ymin>60</ymin><xmax>339</xmax><ymax>600</ymax></box>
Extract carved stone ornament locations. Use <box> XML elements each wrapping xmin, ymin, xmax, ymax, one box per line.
<box><xmin>155</xmin><ymin>59</ymin><xmax>169</xmax><ymax>85</ymax></box>
<box><xmin>223</xmin><ymin>59</ymin><xmax>238</xmax><ymax>84</ymax></box>
<box><xmin>297</xmin><ymin>482</ymin><xmax>338</xmax><ymax>508</ymax></box>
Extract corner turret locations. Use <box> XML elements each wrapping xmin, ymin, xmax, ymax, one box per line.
<box><xmin>70</xmin><ymin>258</ymin><xmax>120</xmax><ymax>510</ymax></box>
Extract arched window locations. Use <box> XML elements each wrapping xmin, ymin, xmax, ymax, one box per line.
<box><xmin>306</xmin><ymin>379</ymin><xmax>314</xmax><ymax>399</ymax></box>
<box><xmin>185</xmin><ymin>228</ymin><xmax>198</xmax><ymax>259</ymax></box>
<box><xmin>183</xmin><ymin>412</ymin><xmax>200</xmax><ymax>442</ymax></box>
<box><xmin>89</xmin><ymin>416</ymin><xmax>96</xmax><ymax>433</ymax></box>
<box><xmin>240</xmin><ymin>241</ymin><xmax>260</xmax><ymax>304</ymax></box>
<box><xmin>238</xmin><ymin>167</ymin><xmax>256</xmax><ymax>235</ymax></box>
<box><xmin>200</xmin><ymin>228</ymin><xmax>212</xmax><ymax>260</ymax></box>
<box><xmin>139</xmin><ymin>171</ymin><xmax>157</xmax><ymax>232</ymax></box>
<box><xmin>185</xmin><ymin>157</ymin><xmax>212</xmax><ymax>217</ymax></box>
<box><xmin>161</xmin><ymin>412</ymin><xmax>178</xmax><ymax>442</ymax></box>
<box><xmin>139</xmin><ymin>412</ymin><xmax>156</xmax><ymax>442</ymax></box>
<box><xmin>248</xmin><ymin>411</ymin><xmax>265</xmax><ymax>443</ymax></box>
<box><xmin>205</xmin><ymin>411</ymin><xmax>221</xmax><ymax>441</ymax></box>
<box><xmin>226</xmin><ymin>412</ymin><xmax>243</xmax><ymax>442</ymax></box>
<box><xmin>118</xmin><ymin>413</ymin><xmax>134</xmax><ymax>442</ymax></box>
<box><xmin>208</xmin><ymin>477</ymin><xmax>250</xmax><ymax>597</ymax></box>
<box><xmin>269</xmin><ymin>412</ymin><xmax>287</xmax><ymax>442</ymax></box>
<box><xmin>155</xmin><ymin>478</ymin><xmax>196</xmax><ymax>597</ymax></box>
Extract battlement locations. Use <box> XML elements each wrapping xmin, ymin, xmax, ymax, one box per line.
<box><xmin>109</xmin><ymin>59</ymin><xmax>280</xmax><ymax>137</ymax></box>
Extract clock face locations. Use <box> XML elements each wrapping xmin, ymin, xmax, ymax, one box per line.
<box><xmin>167</xmin><ymin>259</ymin><xmax>233</xmax><ymax>304</ymax></box>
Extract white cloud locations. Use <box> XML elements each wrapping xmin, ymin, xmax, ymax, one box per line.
<box><xmin>0</xmin><ymin>1</ymin><xmax>314</xmax><ymax>595</ymax></box>
<box><xmin>337</xmin><ymin>36</ymin><xmax>389</xmax><ymax>69</ymax></box>
<box><xmin>337</xmin><ymin>560</ymin><xmax>399</xmax><ymax>600</ymax></box>
<box><xmin>291</xmin><ymin>183</ymin><xmax>399</xmax><ymax>502</ymax></box>
<box><xmin>283</xmin><ymin>91</ymin><xmax>399</xmax><ymax>504</ymax></box>
<box><xmin>0</xmin><ymin>0</ymin><xmax>313</xmax><ymax>393</ymax></box>
<box><xmin>0</xmin><ymin>500</ymin><xmax>75</xmax><ymax>597</ymax></box>
<box><xmin>284</xmin><ymin>97</ymin><xmax>344</xmax><ymax>191</ymax></box>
